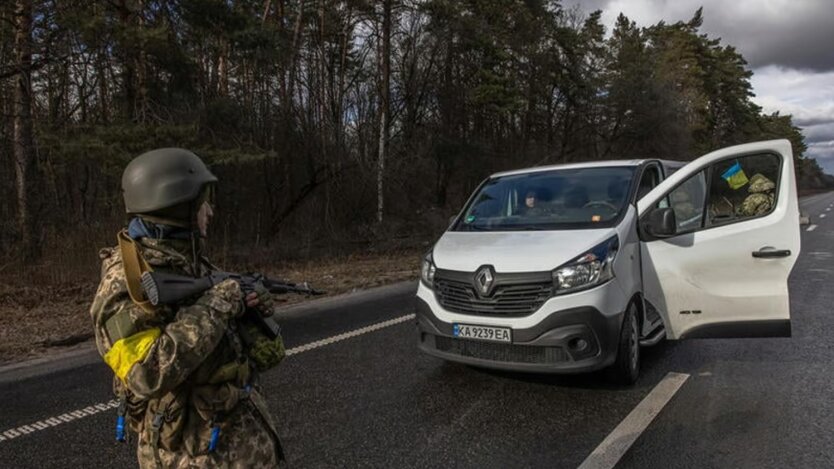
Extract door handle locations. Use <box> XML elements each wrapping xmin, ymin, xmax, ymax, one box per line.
<box><xmin>752</xmin><ymin>249</ymin><xmax>791</xmax><ymax>258</ymax></box>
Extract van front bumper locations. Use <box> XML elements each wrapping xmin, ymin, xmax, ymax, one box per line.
<box><xmin>416</xmin><ymin>297</ymin><xmax>623</xmax><ymax>374</ymax></box>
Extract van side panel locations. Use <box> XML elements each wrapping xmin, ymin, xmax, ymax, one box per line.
<box><xmin>613</xmin><ymin>205</ymin><xmax>643</xmax><ymax>316</ymax></box>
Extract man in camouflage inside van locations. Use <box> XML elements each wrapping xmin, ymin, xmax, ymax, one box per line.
<box><xmin>90</xmin><ymin>148</ymin><xmax>285</xmax><ymax>468</ymax></box>
<box><xmin>739</xmin><ymin>173</ymin><xmax>776</xmax><ymax>217</ymax></box>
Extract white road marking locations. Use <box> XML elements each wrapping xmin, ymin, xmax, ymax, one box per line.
<box><xmin>285</xmin><ymin>314</ymin><xmax>414</xmax><ymax>356</ymax></box>
<box><xmin>578</xmin><ymin>372</ymin><xmax>690</xmax><ymax>469</ymax></box>
<box><xmin>807</xmin><ymin>224</ymin><xmax>818</xmax><ymax>232</ymax></box>
<box><xmin>826</xmin><ymin>208</ymin><xmax>831</xmax><ymax>212</ymax></box>
<box><xmin>820</xmin><ymin>214</ymin><xmax>826</xmax><ymax>218</ymax></box>
<box><xmin>0</xmin><ymin>314</ymin><xmax>416</xmax><ymax>444</ymax></box>
<box><xmin>0</xmin><ymin>401</ymin><xmax>119</xmax><ymax>442</ymax></box>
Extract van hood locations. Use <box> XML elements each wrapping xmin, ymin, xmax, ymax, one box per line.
<box><xmin>432</xmin><ymin>229</ymin><xmax>616</xmax><ymax>273</ymax></box>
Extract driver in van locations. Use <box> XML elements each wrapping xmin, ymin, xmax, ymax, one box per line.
<box><xmin>522</xmin><ymin>190</ymin><xmax>547</xmax><ymax>216</ymax></box>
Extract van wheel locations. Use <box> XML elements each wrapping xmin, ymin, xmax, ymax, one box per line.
<box><xmin>608</xmin><ymin>302</ymin><xmax>640</xmax><ymax>385</ymax></box>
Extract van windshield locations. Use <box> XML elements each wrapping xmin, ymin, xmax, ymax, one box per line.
<box><xmin>453</xmin><ymin>167</ymin><xmax>636</xmax><ymax>231</ymax></box>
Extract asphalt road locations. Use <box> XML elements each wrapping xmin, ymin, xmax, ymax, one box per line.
<box><xmin>1</xmin><ymin>192</ymin><xmax>833</xmax><ymax>468</ymax></box>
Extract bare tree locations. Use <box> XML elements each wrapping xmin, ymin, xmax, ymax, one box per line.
<box><xmin>13</xmin><ymin>0</ymin><xmax>36</xmax><ymax>260</ymax></box>
<box><xmin>377</xmin><ymin>0</ymin><xmax>391</xmax><ymax>224</ymax></box>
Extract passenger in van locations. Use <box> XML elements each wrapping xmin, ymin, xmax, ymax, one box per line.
<box><xmin>739</xmin><ymin>173</ymin><xmax>776</xmax><ymax>217</ymax></box>
<box><xmin>522</xmin><ymin>190</ymin><xmax>548</xmax><ymax>216</ymax></box>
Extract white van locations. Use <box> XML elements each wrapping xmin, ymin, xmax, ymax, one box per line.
<box><xmin>416</xmin><ymin>140</ymin><xmax>800</xmax><ymax>383</ymax></box>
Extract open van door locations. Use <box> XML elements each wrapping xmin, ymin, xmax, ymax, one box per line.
<box><xmin>637</xmin><ymin>140</ymin><xmax>800</xmax><ymax>339</ymax></box>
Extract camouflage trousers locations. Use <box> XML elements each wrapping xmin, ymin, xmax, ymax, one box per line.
<box><xmin>136</xmin><ymin>394</ymin><xmax>282</xmax><ymax>469</ymax></box>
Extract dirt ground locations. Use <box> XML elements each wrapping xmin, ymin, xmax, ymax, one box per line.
<box><xmin>0</xmin><ymin>250</ymin><xmax>420</xmax><ymax>366</ymax></box>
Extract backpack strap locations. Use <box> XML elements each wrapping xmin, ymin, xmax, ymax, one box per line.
<box><xmin>148</xmin><ymin>391</ymin><xmax>181</xmax><ymax>468</ymax></box>
<box><xmin>117</xmin><ymin>230</ymin><xmax>155</xmax><ymax>314</ymax></box>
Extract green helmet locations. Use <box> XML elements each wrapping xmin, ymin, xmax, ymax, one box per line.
<box><xmin>748</xmin><ymin>173</ymin><xmax>775</xmax><ymax>194</ymax></box>
<box><xmin>122</xmin><ymin>148</ymin><xmax>218</xmax><ymax>215</ymax></box>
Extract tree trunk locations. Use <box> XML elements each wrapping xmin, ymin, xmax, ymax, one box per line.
<box><xmin>376</xmin><ymin>0</ymin><xmax>391</xmax><ymax>224</ymax></box>
<box><xmin>136</xmin><ymin>0</ymin><xmax>148</xmax><ymax>121</ymax></box>
<box><xmin>117</xmin><ymin>0</ymin><xmax>136</xmax><ymax>120</ymax></box>
<box><xmin>217</xmin><ymin>38</ymin><xmax>229</xmax><ymax>97</ymax></box>
<box><xmin>13</xmin><ymin>0</ymin><xmax>36</xmax><ymax>260</ymax></box>
<box><xmin>97</xmin><ymin>49</ymin><xmax>109</xmax><ymax>123</ymax></box>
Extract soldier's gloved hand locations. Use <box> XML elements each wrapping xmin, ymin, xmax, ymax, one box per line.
<box><xmin>244</xmin><ymin>283</ymin><xmax>276</xmax><ymax>317</ymax></box>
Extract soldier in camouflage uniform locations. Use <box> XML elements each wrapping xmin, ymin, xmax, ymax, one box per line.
<box><xmin>90</xmin><ymin>148</ymin><xmax>284</xmax><ymax>468</ymax></box>
<box><xmin>739</xmin><ymin>173</ymin><xmax>776</xmax><ymax>217</ymax></box>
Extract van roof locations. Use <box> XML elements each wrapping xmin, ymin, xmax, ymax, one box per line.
<box><xmin>491</xmin><ymin>159</ymin><xmax>686</xmax><ymax>178</ymax></box>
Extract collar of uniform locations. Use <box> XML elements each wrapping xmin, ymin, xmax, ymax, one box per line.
<box><xmin>138</xmin><ymin>237</ymin><xmax>198</xmax><ymax>273</ymax></box>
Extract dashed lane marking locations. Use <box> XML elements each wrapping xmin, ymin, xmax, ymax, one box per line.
<box><xmin>0</xmin><ymin>314</ymin><xmax>416</xmax><ymax>444</ymax></box>
<box><xmin>807</xmin><ymin>224</ymin><xmax>818</xmax><ymax>232</ymax></box>
<box><xmin>285</xmin><ymin>314</ymin><xmax>414</xmax><ymax>356</ymax></box>
<box><xmin>0</xmin><ymin>402</ymin><xmax>119</xmax><ymax>442</ymax></box>
<box><xmin>820</xmin><ymin>214</ymin><xmax>827</xmax><ymax>218</ymax></box>
<box><xmin>578</xmin><ymin>372</ymin><xmax>690</xmax><ymax>469</ymax></box>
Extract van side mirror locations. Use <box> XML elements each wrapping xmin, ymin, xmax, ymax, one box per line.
<box><xmin>644</xmin><ymin>207</ymin><xmax>677</xmax><ymax>238</ymax></box>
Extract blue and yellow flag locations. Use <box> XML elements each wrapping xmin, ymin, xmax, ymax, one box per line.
<box><xmin>721</xmin><ymin>161</ymin><xmax>749</xmax><ymax>190</ymax></box>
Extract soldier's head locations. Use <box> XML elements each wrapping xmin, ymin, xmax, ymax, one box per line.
<box><xmin>122</xmin><ymin>148</ymin><xmax>217</xmax><ymax>237</ymax></box>
<box><xmin>748</xmin><ymin>173</ymin><xmax>775</xmax><ymax>194</ymax></box>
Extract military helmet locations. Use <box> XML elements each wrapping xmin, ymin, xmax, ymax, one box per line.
<box><xmin>748</xmin><ymin>173</ymin><xmax>775</xmax><ymax>194</ymax></box>
<box><xmin>122</xmin><ymin>148</ymin><xmax>217</xmax><ymax>215</ymax></box>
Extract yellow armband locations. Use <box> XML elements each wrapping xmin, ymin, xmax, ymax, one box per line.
<box><xmin>103</xmin><ymin>328</ymin><xmax>162</xmax><ymax>380</ymax></box>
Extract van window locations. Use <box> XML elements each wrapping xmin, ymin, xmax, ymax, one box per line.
<box><xmin>637</xmin><ymin>165</ymin><xmax>661</xmax><ymax>201</ymax></box>
<box><xmin>653</xmin><ymin>152</ymin><xmax>781</xmax><ymax>234</ymax></box>
<box><xmin>662</xmin><ymin>171</ymin><xmax>707</xmax><ymax>232</ymax></box>
<box><xmin>706</xmin><ymin>153</ymin><xmax>780</xmax><ymax>227</ymax></box>
<box><xmin>453</xmin><ymin>167</ymin><xmax>636</xmax><ymax>231</ymax></box>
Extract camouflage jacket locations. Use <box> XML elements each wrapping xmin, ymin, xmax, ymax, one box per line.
<box><xmin>90</xmin><ymin>236</ymin><xmax>283</xmax><ymax>468</ymax></box>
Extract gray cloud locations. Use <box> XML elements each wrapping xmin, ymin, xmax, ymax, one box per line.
<box><xmin>750</xmin><ymin>65</ymin><xmax>834</xmax><ymax>168</ymax></box>
<box><xmin>807</xmin><ymin>142</ymin><xmax>834</xmax><ymax>173</ymax></box>
<box><xmin>572</xmin><ymin>0</ymin><xmax>834</xmax><ymax>72</ymax></box>
<box><xmin>751</xmin><ymin>66</ymin><xmax>834</xmax><ymax>126</ymax></box>
<box><xmin>803</xmin><ymin>124</ymin><xmax>834</xmax><ymax>144</ymax></box>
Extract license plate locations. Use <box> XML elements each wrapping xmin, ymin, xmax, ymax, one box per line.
<box><xmin>453</xmin><ymin>324</ymin><xmax>512</xmax><ymax>343</ymax></box>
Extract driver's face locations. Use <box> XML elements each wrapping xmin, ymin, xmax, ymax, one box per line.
<box><xmin>526</xmin><ymin>195</ymin><xmax>536</xmax><ymax>208</ymax></box>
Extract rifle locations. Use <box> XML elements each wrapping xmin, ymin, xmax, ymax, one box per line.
<box><xmin>140</xmin><ymin>271</ymin><xmax>325</xmax><ymax>339</ymax></box>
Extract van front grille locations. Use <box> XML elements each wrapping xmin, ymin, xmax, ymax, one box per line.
<box><xmin>434</xmin><ymin>336</ymin><xmax>567</xmax><ymax>364</ymax></box>
<box><xmin>434</xmin><ymin>277</ymin><xmax>552</xmax><ymax>317</ymax></box>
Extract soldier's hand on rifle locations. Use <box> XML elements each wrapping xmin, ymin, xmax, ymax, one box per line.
<box><xmin>244</xmin><ymin>283</ymin><xmax>276</xmax><ymax>318</ymax></box>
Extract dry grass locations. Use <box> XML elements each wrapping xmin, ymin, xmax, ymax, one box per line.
<box><xmin>0</xmin><ymin>250</ymin><xmax>420</xmax><ymax>365</ymax></box>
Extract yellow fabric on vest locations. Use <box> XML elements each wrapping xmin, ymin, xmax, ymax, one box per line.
<box><xmin>117</xmin><ymin>230</ymin><xmax>155</xmax><ymax>314</ymax></box>
<box><xmin>104</xmin><ymin>328</ymin><xmax>162</xmax><ymax>380</ymax></box>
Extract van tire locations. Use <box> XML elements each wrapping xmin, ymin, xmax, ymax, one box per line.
<box><xmin>607</xmin><ymin>302</ymin><xmax>640</xmax><ymax>385</ymax></box>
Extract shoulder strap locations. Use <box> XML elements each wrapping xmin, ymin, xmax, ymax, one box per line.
<box><xmin>117</xmin><ymin>230</ymin><xmax>156</xmax><ymax>314</ymax></box>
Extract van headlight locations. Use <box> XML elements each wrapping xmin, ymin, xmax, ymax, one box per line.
<box><xmin>421</xmin><ymin>252</ymin><xmax>436</xmax><ymax>287</ymax></box>
<box><xmin>552</xmin><ymin>236</ymin><xmax>619</xmax><ymax>295</ymax></box>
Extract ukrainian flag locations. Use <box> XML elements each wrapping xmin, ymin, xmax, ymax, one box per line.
<box><xmin>721</xmin><ymin>161</ymin><xmax>749</xmax><ymax>190</ymax></box>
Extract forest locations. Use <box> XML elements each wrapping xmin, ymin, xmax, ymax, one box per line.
<box><xmin>1</xmin><ymin>0</ymin><xmax>827</xmax><ymax>272</ymax></box>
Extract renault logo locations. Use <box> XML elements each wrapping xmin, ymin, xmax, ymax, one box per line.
<box><xmin>475</xmin><ymin>266</ymin><xmax>495</xmax><ymax>296</ymax></box>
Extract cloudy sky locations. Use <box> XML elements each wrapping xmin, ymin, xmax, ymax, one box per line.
<box><xmin>572</xmin><ymin>0</ymin><xmax>834</xmax><ymax>173</ymax></box>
